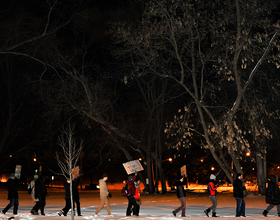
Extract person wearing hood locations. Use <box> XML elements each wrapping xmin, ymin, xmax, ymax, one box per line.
<box><xmin>172</xmin><ymin>174</ymin><xmax>187</xmax><ymax>217</ymax></box>
<box><xmin>2</xmin><ymin>173</ymin><xmax>20</xmax><ymax>215</ymax></box>
<box><xmin>263</xmin><ymin>175</ymin><xmax>280</xmax><ymax>217</ymax></box>
<box><xmin>204</xmin><ymin>174</ymin><xmax>219</xmax><ymax>217</ymax></box>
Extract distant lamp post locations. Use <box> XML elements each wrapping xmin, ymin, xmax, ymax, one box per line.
<box><xmin>211</xmin><ymin>167</ymin><xmax>215</xmax><ymax>171</ymax></box>
<box><xmin>163</xmin><ymin>158</ymin><xmax>172</xmax><ymax>163</ymax></box>
<box><xmin>277</xmin><ymin>166</ymin><xmax>280</xmax><ymax>169</ymax></box>
<box><xmin>33</xmin><ymin>157</ymin><xmax>37</xmax><ymax>162</ymax></box>
<box><xmin>139</xmin><ymin>158</ymin><xmax>142</xmax><ymax>161</ymax></box>
<box><xmin>246</xmin><ymin>152</ymin><xmax>250</xmax><ymax>157</ymax></box>
<box><xmin>200</xmin><ymin>159</ymin><xmax>204</xmax><ymax>163</ymax></box>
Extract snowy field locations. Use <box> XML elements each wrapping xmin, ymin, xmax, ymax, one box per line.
<box><xmin>0</xmin><ymin>186</ymin><xmax>279</xmax><ymax>219</ymax></box>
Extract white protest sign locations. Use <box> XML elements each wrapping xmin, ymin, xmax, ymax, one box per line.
<box><xmin>15</xmin><ymin>165</ymin><xmax>22</xmax><ymax>179</ymax></box>
<box><xmin>123</xmin><ymin>159</ymin><xmax>144</xmax><ymax>175</ymax></box>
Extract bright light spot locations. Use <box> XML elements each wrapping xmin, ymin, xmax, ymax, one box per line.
<box><xmin>9</xmin><ymin>155</ymin><xmax>12</xmax><ymax>158</ymax></box>
<box><xmin>211</xmin><ymin>167</ymin><xmax>215</xmax><ymax>171</ymax></box>
<box><xmin>52</xmin><ymin>176</ymin><xmax>54</xmax><ymax>180</ymax></box>
<box><xmin>33</xmin><ymin>158</ymin><xmax>37</xmax><ymax>162</ymax></box>
<box><xmin>168</xmin><ymin>158</ymin><xmax>173</xmax><ymax>162</ymax></box>
<box><xmin>277</xmin><ymin>166</ymin><xmax>280</xmax><ymax>169</ymax></box>
<box><xmin>139</xmin><ymin>158</ymin><xmax>142</xmax><ymax>161</ymax></box>
<box><xmin>200</xmin><ymin>159</ymin><xmax>204</xmax><ymax>163</ymax></box>
<box><xmin>246</xmin><ymin>152</ymin><xmax>250</xmax><ymax>156</ymax></box>
<box><xmin>97</xmin><ymin>185</ymin><xmax>100</xmax><ymax>189</ymax></box>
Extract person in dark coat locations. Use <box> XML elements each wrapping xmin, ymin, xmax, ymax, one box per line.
<box><xmin>58</xmin><ymin>179</ymin><xmax>76</xmax><ymax>216</ymax></box>
<box><xmin>204</xmin><ymin>174</ymin><xmax>219</xmax><ymax>217</ymax></box>
<box><xmin>172</xmin><ymin>175</ymin><xmax>187</xmax><ymax>217</ymax></box>
<box><xmin>263</xmin><ymin>175</ymin><xmax>280</xmax><ymax>217</ymax></box>
<box><xmin>73</xmin><ymin>177</ymin><xmax>81</xmax><ymax>216</ymax></box>
<box><xmin>30</xmin><ymin>165</ymin><xmax>47</xmax><ymax>215</ymax></box>
<box><xmin>2</xmin><ymin>174</ymin><xmax>19</xmax><ymax>215</ymax></box>
<box><xmin>126</xmin><ymin>173</ymin><xmax>138</xmax><ymax>216</ymax></box>
<box><xmin>233</xmin><ymin>173</ymin><xmax>246</xmax><ymax>217</ymax></box>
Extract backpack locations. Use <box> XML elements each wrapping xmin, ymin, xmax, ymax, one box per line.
<box><xmin>122</xmin><ymin>183</ymin><xmax>128</xmax><ymax>196</ymax></box>
<box><xmin>27</xmin><ymin>182</ymin><xmax>34</xmax><ymax>194</ymax></box>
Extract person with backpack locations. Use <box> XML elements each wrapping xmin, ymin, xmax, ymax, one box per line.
<box><xmin>172</xmin><ymin>174</ymin><xmax>187</xmax><ymax>217</ymax></box>
<box><xmin>263</xmin><ymin>175</ymin><xmax>280</xmax><ymax>217</ymax></box>
<box><xmin>30</xmin><ymin>165</ymin><xmax>47</xmax><ymax>215</ymax></box>
<box><xmin>94</xmin><ymin>173</ymin><xmax>112</xmax><ymax>217</ymax></box>
<box><xmin>204</xmin><ymin>174</ymin><xmax>219</xmax><ymax>217</ymax></box>
<box><xmin>126</xmin><ymin>172</ymin><xmax>138</xmax><ymax>216</ymax></box>
<box><xmin>2</xmin><ymin>173</ymin><xmax>20</xmax><ymax>215</ymax></box>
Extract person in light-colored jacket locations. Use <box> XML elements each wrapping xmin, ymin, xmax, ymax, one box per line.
<box><xmin>94</xmin><ymin>173</ymin><xmax>112</xmax><ymax>217</ymax></box>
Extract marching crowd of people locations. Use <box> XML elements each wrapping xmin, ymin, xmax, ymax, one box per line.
<box><xmin>2</xmin><ymin>167</ymin><xmax>280</xmax><ymax>218</ymax></box>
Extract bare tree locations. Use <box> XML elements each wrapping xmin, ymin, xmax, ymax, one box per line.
<box><xmin>111</xmin><ymin>0</ymin><xmax>280</xmax><ymax>194</ymax></box>
<box><xmin>56</xmin><ymin>123</ymin><xmax>83</xmax><ymax>220</ymax></box>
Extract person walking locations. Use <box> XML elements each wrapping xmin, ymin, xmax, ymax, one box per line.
<box><xmin>263</xmin><ymin>175</ymin><xmax>280</xmax><ymax>217</ymax></box>
<box><xmin>172</xmin><ymin>175</ymin><xmax>187</xmax><ymax>217</ymax></box>
<box><xmin>73</xmin><ymin>177</ymin><xmax>81</xmax><ymax>216</ymax></box>
<box><xmin>58</xmin><ymin>179</ymin><xmax>76</xmax><ymax>216</ymax></box>
<box><xmin>30</xmin><ymin>165</ymin><xmax>47</xmax><ymax>215</ymax></box>
<box><xmin>134</xmin><ymin>179</ymin><xmax>141</xmax><ymax>216</ymax></box>
<box><xmin>2</xmin><ymin>173</ymin><xmax>20</xmax><ymax>215</ymax></box>
<box><xmin>204</xmin><ymin>174</ymin><xmax>219</xmax><ymax>217</ymax></box>
<box><xmin>233</xmin><ymin>173</ymin><xmax>246</xmax><ymax>217</ymax></box>
<box><xmin>126</xmin><ymin>173</ymin><xmax>138</xmax><ymax>216</ymax></box>
<box><xmin>94</xmin><ymin>173</ymin><xmax>112</xmax><ymax>217</ymax></box>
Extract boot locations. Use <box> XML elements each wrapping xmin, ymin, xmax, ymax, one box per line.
<box><xmin>262</xmin><ymin>210</ymin><xmax>268</xmax><ymax>217</ymax></box>
<box><xmin>212</xmin><ymin>212</ymin><xmax>219</xmax><ymax>217</ymax></box>
<box><xmin>58</xmin><ymin>210</ymin><xmax>66</xmax><ymax>216</ymax></box>
<box><xmin>204</xmin><ymin>208</ymin><xmax>211</xmax><ymax>217</ymax></box>
<box><xmin>31</xmin><ymin>209</ymin><xmax>38</xmax><ymax>215</ymax></box>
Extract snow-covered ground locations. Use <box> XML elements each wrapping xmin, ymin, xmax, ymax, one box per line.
<box><xmin>0</xmin><ymin>186</ymin><xmax>278</xmax><ymax>219</ymax></box>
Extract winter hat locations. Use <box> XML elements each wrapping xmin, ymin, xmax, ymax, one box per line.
<box><xmin>103</xmin><ymin>173</ymin><xmax>108</xmax><ymax>178</ymax></box>
<box><xmin>210</xmin><ymin>174</ymin><xmax>216</xmax><ymax>180</ymax></box>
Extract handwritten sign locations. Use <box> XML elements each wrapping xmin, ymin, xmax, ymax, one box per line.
<box><xmin>181</xmin><ymin>165</ymin><xmax>187</xmax><ymax>177</ymax></box>
<box><xmin>123</xmin><ymin>160</ymin><xmax>144</xmax><ymax>175</ymax></box>
<box><xmin>72</xmin><ymin>166</ymin><xmax>80</xmax><ymax>179</ymax></box>
<box><xmin>15</xmin><ymin>165</ymin><xmax>22</xmax><ymax>179</ymax></box>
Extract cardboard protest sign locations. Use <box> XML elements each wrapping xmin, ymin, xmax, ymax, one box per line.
<box><xmin>15</xmin><ymin>165</ymin><xmax>22</xmax><ymax>179</ymax></box>
<box><xmin>72</xmin><ymin>166</ymin><xmax>80</xmax><ymax>179</ymax></box>
<box><xmin>123</xmin><ymin>160</ymin><xmax>144</xmax><ymax>175</ymax></box>
<box><xmin>181</xmin><ymin>165</ymin><xmax>187</xmax><ymax>177</ymax></box>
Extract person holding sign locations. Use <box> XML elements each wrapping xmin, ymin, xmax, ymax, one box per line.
<box><xmin>94</xmin><ymin>173</ymin><xmax>112</xmax><ymax>217</ymax></box>
<box><xmin>172</xmin><ymin>175</ymin><xmax>187</xmax><ymax>217</ymax></box>
<box><xmin>2</xmin><ymin>173</ymin><xmax>20</xmax><ymax>215</ymax></box>
<box><xmin>126</xmin><ymin>172</ymin><xmax>138</xmax><ymax>216</ymax></box>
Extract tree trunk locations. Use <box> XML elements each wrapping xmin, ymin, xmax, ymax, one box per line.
<box><xmin>256</xmin><ymin>153</ymin><xmax>267</xmax><ymax>195</ymax></box>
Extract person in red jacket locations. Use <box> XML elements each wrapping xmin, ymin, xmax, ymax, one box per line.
<box><xmin>204</xmin><ymin>174</ymin><xmax>219</xmax><ymax>217</ymax></box>
<box><xmin>126</xmin><ymin>172</ymin><xmax>138</xmax><ymax>216</ymax></box>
